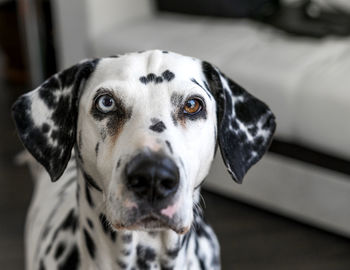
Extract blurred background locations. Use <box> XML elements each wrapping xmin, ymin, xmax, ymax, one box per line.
<box><xmin>1</xmin><ymin>0</ymin><xmax>350</xmax><ymax>269</ymax></box>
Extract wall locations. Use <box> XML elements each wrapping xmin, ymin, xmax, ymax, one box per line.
<box><xmin>85</xmin><ymin>0</ymin><xmax>154</xmax><ymax>40</ymax></box>
<box><xmin>51</xmin><ymin>0</ymin><xmax>154</xmax><ymax>69</ymax></box>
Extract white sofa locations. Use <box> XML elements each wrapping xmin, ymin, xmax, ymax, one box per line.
<box><xmin>52</xmin><ymin>0</ymin><xmax>350</xmax><ymax>237</ymax></box>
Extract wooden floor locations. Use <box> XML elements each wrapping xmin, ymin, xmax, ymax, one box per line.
<box><xmin>1</xmin><ymin>79</ymin><xmax>350</xmax><ymax>270</ymax></box>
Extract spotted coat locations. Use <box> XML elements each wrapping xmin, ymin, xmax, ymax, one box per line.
<box><xmin>13</xmin><ymin>50</ymin><xmax>275</xmax><ymax>270</ymax></box>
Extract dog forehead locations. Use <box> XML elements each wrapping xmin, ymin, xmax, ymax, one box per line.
<box><xmin>88</xmin><ymin>50</ymin><xmax>203</xmax><ymax>88</ymax></box>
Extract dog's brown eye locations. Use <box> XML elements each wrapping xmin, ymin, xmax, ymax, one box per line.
<box><xmin>96</xmin><ymin>95</ymin><xmax>116</xmax><ymax>113</ymax></box>
<box><xmin>184</xmin><ymin>98</ymin><xmax>202</xmax><ymax>115</ymax></box>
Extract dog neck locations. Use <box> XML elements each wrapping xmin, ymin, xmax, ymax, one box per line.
<box><xmin>76</xmin><ymin>166</ymin><xmax>189</xmax><ymax>269</ymax></box>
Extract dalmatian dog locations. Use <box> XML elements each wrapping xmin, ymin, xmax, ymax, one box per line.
<box><xmin>12</xmin><ymin>50</ymin><xmax>275</xmax><ymax>270</ymax></box>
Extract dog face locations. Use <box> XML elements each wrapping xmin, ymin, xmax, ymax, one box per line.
<box><xmin>12</xmin><ymin>50</ymin><xmax>276</xmax><ymax>234</ymax></box>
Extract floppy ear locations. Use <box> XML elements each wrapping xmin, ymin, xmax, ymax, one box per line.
<box><xmin>202</xmin><ymin>61</ymin><xmax>276</xmax><ymax>183</ymax></box>
<box><xmin>12</xmin><ymin>59</ymin><xmax>99</xmax><ymax>182</ymax></box>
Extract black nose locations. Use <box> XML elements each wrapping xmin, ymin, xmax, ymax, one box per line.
<box><xmin>125</xmin><ymin>152</ymin><xmax>179</xmax><ymax>202</ymax></box>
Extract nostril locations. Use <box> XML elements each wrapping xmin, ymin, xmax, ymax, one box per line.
<box><xmin>160</xmin><ymin>178</ymin><xmax>178</xmax><ymax>191</ymax></box>
<box><xmin>128</xmin><ymin>175</ymin><xmax>149</xmax><ymax>190</ymax></box>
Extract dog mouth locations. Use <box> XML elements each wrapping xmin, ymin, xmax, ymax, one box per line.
<box><xmin>112</xmin><ymin>214</ymin><xmax>189</xmax><ymax>234</ymax></box>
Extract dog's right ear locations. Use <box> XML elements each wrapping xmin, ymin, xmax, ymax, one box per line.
<box><xmin>12</xmin><ymin>59</ymin><xmax>99</xmax><ymax>182</ymax></box>
<box><xmin>202</xmin><ymin>61</ymin><xmax>276</xmax><ymax>183</ymax></box>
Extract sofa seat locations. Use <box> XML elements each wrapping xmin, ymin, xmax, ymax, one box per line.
<box><xmin>90</xmin><ymin>13</ymin><xmax>350</xmax><ymax>160</ymax></box>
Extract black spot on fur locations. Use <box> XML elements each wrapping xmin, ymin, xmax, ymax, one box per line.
<box><xmin>237</xmin><ymin>130</ymin><xmax>247</xmax><ymax>142</ymax></box>
<box><xmin>162</xmin><ymin>50</ymin><xmax>169</xmax><ymax>54</ymax></box>
<box><xmin>62</xmin><ymin>209</ymin><xmax>78</xmax><ymax>232</ymax></box>
<box><xmin>194</xmin><ymin>223</ymin><xmax>211</xmax><ymax>239</ymax></box>
<box><xmin>137</xmin><ymin>245</ymin><xmax>156</xmax><ymax>269</ymax></box>
<box><xmin>155</xmin><ymin>76</ymin><xmax>163</xmax><ymax>83</ymax></box>
<box><xmin>162</xmin><ymin>70</ymin><xmax>175</xmax><ymax>81</ymax></box>
<box><xmin>41</xmin><ymin>226</ymin><xmax>51</xmax><ymax>241</ymax></box>
<box><xmin>117</xmin><ymin>260</ymin><xmax>128</xmax><ymax>269</ymax></box>
<box><xmin>227</xmin><ymin>74</ymin><xmax>245</xmax><ymax>96</ymax></box>
<box><xmin>98</xmin><ymin>213</ymin><xmax>116</xmax><ymax>241</ymax></box>
<box><xmin>235</xmin><ymin>99</ymin><xmax>268</xmax><ymax>124</ymax></box>
<box><xmin>262</xmin><ymin>114</ymin><xmax>275</xmax><ymax>130</ymax></box>
<box><xmin>38</xmin><ymin>77</ymin><xmax>60</xmax><ymax>108</ymax></box>
<box><xmin>165</xmin><ymin>140</ymin><xmax>173</xmax><ymax>154</ymax></box>
<box><xmin>75</xmin><ymin>145</ymin><xmax>84</xmax><ymax>164</ymax></box>
<box><xmin>117</xmin><ymin>159</ymin><xmax>122</xmax><ymax>169</ymax></box>
<box><xmin>161</xmin><ymin>266</ymin><xmax>174</xmax><ymax>270</ymax></box>
<box><xmin>248</xmin><ymin>127</ymin><xmax>258</xmax><ymax>137</ymax></box>
<box><xmin>87</xmin><ymin>218</ymin><xmax>94</xmax><ymax>229</ymax></box>
<box><xmin>41</xmin><ymin>123</ymin><xmax>50</xmax><ymax>133</ymax></box>
<box><xmin>95</xmin><ymin>142</ymin><xmax>99</xmax><ymax>156</ymax></box>
<box><xmin>181</xmin><ymin>231</ymin><xmax>191</xmax><ymax>251</ymax></box>
<box><xmin>147</xmin><ymin>73</ymin><xmax>156</xmax><ymax>82</ymax></box>
<box><xmin>39</xmin><ymin>260</ymin><xmax>46</xmax><ymax>270</ymax></box>
<box><xmin>167</xmin><ymin>247</ymin><xmax>180</xmax><ymax>259</ymax></box>
<box><xmin>50</xmin><ymin>130</ymin><xmax>58</xmax><ymax>140</ymax></box>
<box><xmin>139</xmin><ymin>76</ymin><xmax>148</xmax><ymax>84</ymax></box>
<box><xmin>78</xmin><ymin>130</ymin><xmax>82</xmax><ymax>150</ymax></box>
<box><xmin>231</xmin><ymin>119</ymin><xmax>239</xmax><ymax>130</ymax></box>
<box><xmin>83</xmin><ymin>171</ymin><xmax>102</xmax><ymax>192</ymax></box>
<box><xmin>76</xmin><ymin>183</ymin><xmax>80</xmax><ymax>203</ymax></box>
<box><xmin>149</xmin><ymin>121</ymin><xmax>166</xmax><ymax>133</ymax></box>
<box><xmin>84</xmin><ymin>228</ymin><xmax>96</xmax><ymax>259</ymax></box>
<box><xmin>58</xmin><ymin>245</ymin><xmax>80</xmax><ymax>270</ymax></box>
<box><xmin>194</xmin><ymin>237</ymin><xmax>206</xmax><ymax>270</ymax></box>
<box><xmin>122</xmin><ymin>233</ymin><xmax>132</xmax><ymax>243</ymax></box>
<box><xmin>99</xmin><ymin>213</ymin><xmax>110</xmax><ymax>234</ymax></box>
<box><xmin>54</xmin><ymin>242</ymin><xmax>66</xmax><ymax>260</ymax></box>
<box><xmin>253</xmin><ymin>136</ymin><xmax>265</xmax><ymax>151</ymax></box>
<box><xmin>85</xmin><ymin>182</ymin><xmax>94</xmax><ymax>208</ymax></box>
<box><xmin>45</xmin><ymin>244</ymin><xmax>52</xmax><ymax>255</ymax></box>
<box><xmin>110</xmin><ymin>230</ymin><xmax>117</xmax><ymax>242</ymax></box>
<box><xmin>140</xmin><ymin>70</ymin><xmax>174</xmax><ymax>85</ymax></box>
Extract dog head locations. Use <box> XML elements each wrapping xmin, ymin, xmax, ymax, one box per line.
<box><xmin>12</xmin><ymin>50</ymin><xmax>275</xmax><ymax>234</ymax></box>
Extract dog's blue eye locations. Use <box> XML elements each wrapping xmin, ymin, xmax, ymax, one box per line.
<box><xmin>96</xmin><ymin>95</ymin><xmax>116</xmax><ymax>113</ymax></box>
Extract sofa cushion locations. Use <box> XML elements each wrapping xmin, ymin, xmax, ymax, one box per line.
<box><xmin>90</xmin><ymin>13</ymin><xmax>350</xmax><ymax>159</ymax></box>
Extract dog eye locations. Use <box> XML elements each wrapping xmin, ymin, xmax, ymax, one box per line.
<box><xmin>96</xmin><ymin>95</ymin><xmax>116</xmax><ymax>113</ymax></box>
<box><xmin>183</xmin><ymin>98</ymin><xmax>203</xmax><ymax>115</ymax></box>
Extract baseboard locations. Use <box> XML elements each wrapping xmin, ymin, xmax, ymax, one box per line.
<box><xmin>205</xmin><ymin>153</ymin><xmax>350</xmax><ymax>237</ymax></box>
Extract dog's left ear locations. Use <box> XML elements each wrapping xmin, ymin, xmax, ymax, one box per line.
<box><xmin>202</xmin><ymin>61</ymin><xmax>276</xmax><ymax>183</ymax></box>
<box><xmin>12</xmin><ymin>59</ymin><xmax>99</xmax><ymax>182</ymax></box>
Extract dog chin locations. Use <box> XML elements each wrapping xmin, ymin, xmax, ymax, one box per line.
<box><xmin>112</xmin><ymin>215</ymin><xmax>190</xmax><ymax>234</ymax></box>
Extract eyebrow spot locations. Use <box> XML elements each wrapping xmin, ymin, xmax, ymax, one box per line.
<box><xmin>146</xmin><ymin>73</ymin><xmax>156</xmax><ymax>82</ymax></box>
<box><xmin>162</xmin><ymin>70</ymin><xmax>175</xmax><ymax>81</ymax></box>
<box><xmin>139</xmin><ymin>76</ymin><xmax>148</xmax><ymax>84</ymax></box>
<box><xmin>155</xmin><ymin>76</ymin><xmax>163</xmax><ymax>84</ymax></box>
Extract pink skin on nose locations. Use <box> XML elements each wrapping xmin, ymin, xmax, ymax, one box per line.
<box><xmin>161</xmin><ymin>203</ymin><xmax>178</xmax><ymax>219</ymax></box>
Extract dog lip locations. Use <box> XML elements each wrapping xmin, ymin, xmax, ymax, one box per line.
<box><xmin>112</xmin><ymin>213</ymin><xmax>187</xmax><ymax>234</ymax></box>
